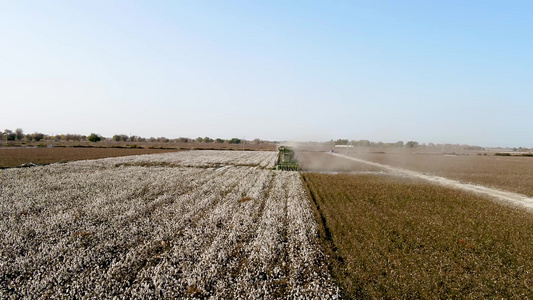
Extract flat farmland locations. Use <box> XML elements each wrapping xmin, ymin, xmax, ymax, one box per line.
<box><xmin>303</xmin><ymin>172</ymin><xmax>533</xmax><ymax>298</ymax></box>
<box><xmin>0</xmin><ymin>142</ymin><xmax>277</xmax><ymax>168</ymax></box>
<box><xmin>0</xmin><ymin>148</ymin><xmax>181</xmax><ymax>168</ymax></box>
<box><xmin>0</xmin><ymin>151</ymin><xmax>338</xmax><ymax>298</ymax></box>
<box><xmin>3</xmin><ymin>148</ymin><xmax>533</xmax><ymax>298</ymax></box>
<box><xmin>344</xmin><ymin>151</ymin><xmax>533</xmax><ymax>197</ymax></box>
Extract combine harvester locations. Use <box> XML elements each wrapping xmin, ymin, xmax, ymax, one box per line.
<box><xmin>275</xmin><ymin>146</ymin><xmax>299</xmax><ymax>171</ymax></box>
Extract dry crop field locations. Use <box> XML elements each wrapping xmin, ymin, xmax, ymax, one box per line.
<box><xmin>343</xmin><ymin>151</ymin><xmax>533</xmax><ymax>197</ymax></box>
<box><xmin>303</xmin><ymin>172</ymin><xmax>533</xmax><ymax>298</ymax></box>
<box><xmin>298</xmin><ymin>152</ymin><xmax>533</xmax><ymax>298</ymax></box>
<box><xmin>0</xmin><ymin>151</ymin><xmax>339</xmax><ymax>299</ymax></box>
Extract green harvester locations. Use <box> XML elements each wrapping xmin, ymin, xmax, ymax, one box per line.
<box><xmin>275</xmin><ymin>146</ymin><xmax>299</xmax><ymax>171</ymax></box>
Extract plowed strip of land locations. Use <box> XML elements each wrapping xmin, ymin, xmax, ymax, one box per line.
<box><xmin>331</xmin><ymin>152</ymin><xmax>533</xmax><ymax>211</ymax></box>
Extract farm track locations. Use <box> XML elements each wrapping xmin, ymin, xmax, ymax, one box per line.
<box><xmin>331</xmin><ymin>152</ymin><xmax>533</xmax><ymax>211</ymax></box>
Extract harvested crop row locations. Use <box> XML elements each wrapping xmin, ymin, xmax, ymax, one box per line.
<box><xmin>302</xmin><ymin>172</ymin><xmax>533</xmax><ymax>298</ymax></box>
<box><xmin>0</xmin><ymin>151</ymin><xmax>338</xmax><ymax>299</ymax></box>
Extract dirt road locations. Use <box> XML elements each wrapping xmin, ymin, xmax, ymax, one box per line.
<box><xmin>331</xmin><ymin>152</ymin><xmax>533</xmax><ymax>211</ymax></box>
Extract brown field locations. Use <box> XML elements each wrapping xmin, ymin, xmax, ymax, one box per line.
<box><xmin>0</xmin><ymin>143</ymin><xmax>276</xmax><ymax>168</ymax></box>
<box><xmin>0</xmin><ymin>148</ymin><xmax>183</xmax><ymax>168</ymax></box>
<box><xmin>302</xmin><ymin>172</ymin><xmax>533</xmax><ymax>298</ymax></box>
<box><xmin>341</xmin><ymin>151</ymin><xmax>533</xmax><ymax>197</ymax></box>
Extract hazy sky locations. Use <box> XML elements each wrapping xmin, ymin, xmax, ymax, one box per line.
<box><xmin>1</xmin><ymin>1</ymin><xmax>532</xmax><ymax>147</ymax></box>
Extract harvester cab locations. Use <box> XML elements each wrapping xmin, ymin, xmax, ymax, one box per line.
<box><xmin>275</xmin><ymin>146</ymin><xmax>299</xmax><ymax>171</ymax></box>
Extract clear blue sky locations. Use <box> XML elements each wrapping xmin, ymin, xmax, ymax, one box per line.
<box><xmin>1</xmin><ymin>1</ymin><xmax>532</xmax><ymax>147</ymax></box>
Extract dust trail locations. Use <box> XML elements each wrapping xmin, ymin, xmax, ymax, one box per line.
<box><xmin>331</xmin><ymin>152</ymin><xmax>533</xmax><ymax>211</ymax></box>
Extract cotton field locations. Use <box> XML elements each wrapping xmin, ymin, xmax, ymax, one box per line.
<box><xmin>0</xmin><ymin>151</ymin><xmax>339</xmax><ymax>299</ymax></box>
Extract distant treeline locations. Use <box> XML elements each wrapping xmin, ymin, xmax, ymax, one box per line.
<box><xmin>332</xmin><ymin>139</ymin><xmax>480</xmax><ymax>149</ymax></box>
<box><xmin>495</xmin><ymin>152</ymin><xmax>533</xmax><ymax>157</ymax></box>
<box><xmin>332</xmin><ymin>139</ymin><xmax>531</xmax><ymax>152</ymax></box>
<box><xmin>0</xmin><ymin>128</ymin><xmax>271</xmax><ymax>145</ymax></box>
<box><xmin>333</xmin><ymin>139</ymin><xmax>418</xmax><ymax>148</ymax></box>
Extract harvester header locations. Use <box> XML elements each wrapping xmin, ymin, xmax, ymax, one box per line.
<box><xmin>275</xmin><ymin>146</ymin><xmax>299</xmax><ymax>171</ymax></box>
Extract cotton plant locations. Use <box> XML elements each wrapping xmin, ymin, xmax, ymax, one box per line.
<box><xmin>0</xmin><ymin>151</ymin><xmax>338</xmax><ymax>299</ymax></box>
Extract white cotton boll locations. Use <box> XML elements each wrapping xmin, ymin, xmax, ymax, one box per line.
<box><xmin>0</xmin><ymin>150</ymin><xmax>338</xmax><ymax>298</ymax></box>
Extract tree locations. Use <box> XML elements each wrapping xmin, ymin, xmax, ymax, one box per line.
<box><xmin>335</xmin><ymin>139</ymin><xmax>349</xmax><ymax>145</ymax></box>
<box><xmin>113</xmin><ymin>134</ymin><xmax>129</xmax><ymax>142</ymax></box>
<box><xmin>204</xmin><ymin>137</ymin><xmax>213</xmax><ymax>143</ymax></box>
<box><xmin>87</xmin><ymin>133</ymin><xmax>102</xmax><ymax>142</ymax></box>
<box><xmin>215</xmin><ymin>138</ymin><xmax>225</xmax><ymax>143</ymax></box>
<box><xmin>64</xmin><ymin>134</ymin><xmax>81</xmax><ymax>141</ymax></box>
<box><xmin>354</xmin><ymin>140</ymin><xmax>370</xmax><ymax>147</ymax></box>
<box><xmin>15</xmin><ymin>128</ymin><xmax>24</xmax><ymax>141</ymax></box>
<box><xmin>33</xmin><ymin>133</ymin><xmax>44</xmax><ymax>141</ymax></box>
<box><xmin>228</xmin><ymin>138</ymin><xmax>241</xmax><ymax>144</ymax></box>
<box><xmin>4</xmin><ymin>129</ymin><xmax>15</xmax><ymax>141</ymax></box>
<box><xmin>406</xmin><ymin>141</ymin><xmax>419</xmax><ymax>148</ymax></box>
